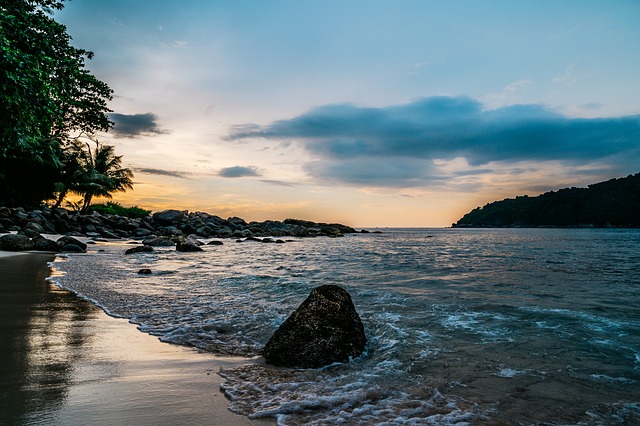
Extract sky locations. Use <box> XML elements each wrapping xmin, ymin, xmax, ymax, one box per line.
<box><xmin>55</xmin><ymin>0</ymin><xmax>640</xmax><ymax>227</ymax></box>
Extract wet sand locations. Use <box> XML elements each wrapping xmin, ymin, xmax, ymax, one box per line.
<box><xmin>0</xmin><ymin>251</ymin><xmax>273</xmax><ymax>425</ymax></box>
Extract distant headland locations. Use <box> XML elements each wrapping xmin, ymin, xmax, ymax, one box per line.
<box><xmin>453</xmin><ymin>172</ymin><xmax>640</xmax><ymax>228</ymax></box>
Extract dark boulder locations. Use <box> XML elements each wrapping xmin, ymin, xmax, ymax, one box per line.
<box><xmin>142</xmin><ymin>236</ymin><xmax>175</xmax><ymax>247</ymax></box>
<box><xmin>0</xmin><ymin>234</ymin><xmax>34</xmax><ymax>251</ymax></box>
<box><xmin>228</xmin><ymin>216</ymin><xmax>247</xmax><ymax>227</ymax></box>
<box><xmin>138</xmin><ymin>268</ymin><xmax>152</xmax><ymax>274</ymax></box>
<box><xmin>125</xmin><ymin>245</ymin><xmax>154</xmax><ymax>255</ymax></box>
<box><xmin>176</xmin><ymin>241</ymin><xmax>204</xmax><ymax>252</ymax></box>
<box><xmin>100</xmin><ymin>230</ymin><xmax>121</xmax><ymax>239</ymax></box>
<box><xmin>56</xmin><ymin>236</ymin><xmax>87</xmax><ymax>251</ymax></box>
<box><xmin>20</xmin><ymin>222</ymin><xmax>45</xmax><ymax>238</ymax></box>
<box><xmin>185</xmin><ymin>235</ymin><xmax>204</xmax><ymax>246</ymax></box>
<box><xmin>175</xmin><ymin>236</ymin><xmax>204</xmax><ymax>252</ymax></box>
<box><xmin>262</xmin><ymin>284</ymin><xmax>366</xmax><ymax>368</ymax></box>
<box><xmin>159</xmin><ymin>226</ymin><xmax>183</xmax><ymax>236</ymax></box>
<box><xmin>153</xmin><ymin>209</ymin><xmax>186</xmax><ymax>225</ymax></box>
<box><xmin>60</xmin><ymin>244</ymin><xmax>85</xmax><ymax>253</ymax></box>
<box><xmin>217</xmin><ymin>226</ymin><xmax>233</xmax><ymax>238</ymax></box>
<box><xmin>32</xmin><ymin>236</ymin><xmax>60</xmax><ymax>252</ymax></box>
<box><xmin>134</xmin><ymin>228</ymin><xmax>154</xmax><ymax>238</ymax></box>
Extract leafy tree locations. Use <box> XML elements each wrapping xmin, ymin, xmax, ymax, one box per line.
<box><xmin>51</xmin><ymin>139</ymin><xmax>85</xmax><ymax>208</ymax></box>
<box><xmin>1</xmin><ymin>0</ymin><xmax>113</xmax><ymax>207</ymax></box>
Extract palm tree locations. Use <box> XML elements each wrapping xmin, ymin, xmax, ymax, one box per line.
<box><xmin>52</xmin><ymin>140</ymin><xmax>85</xmax><ymax>208</ymax></box>
<box><xmin>76</xmin><ymin>140</ymin><xmax>133</xmax><ymax>213</ymax></box>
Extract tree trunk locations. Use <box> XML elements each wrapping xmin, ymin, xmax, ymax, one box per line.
<box><xmin>53</xmin><ymin>189</ymin><xmax>67</xmax><ymax>208</ymax></box>
<box><xmin>80</xmin><ymin>194</ymin><xmax>93</xmax><ymax>213</ymax></box>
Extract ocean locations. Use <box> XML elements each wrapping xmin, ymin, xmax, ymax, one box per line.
<box><xmin>49</xmin><ymin>228</ymin><xmax>640</xmax><ymax>425</ymax></box>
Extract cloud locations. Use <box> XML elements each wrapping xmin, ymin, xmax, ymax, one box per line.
<box><xmin>228</xmin><ymin>96</ymin><xmax>640</xmax><ymax>187</ymax></box>
<box><xmin>109</xmin><ymin>113</ymin><xmax>169</xmax><ymax>137</ymax></box>
<box><xmin>303</xmin><ymin>158</ymin><xmax>442</xmax><ymax>187</ymax></box>
<box><xmin>161</xmin><ymin>40</ymin><xmax>188</xmax><ymax>49</ymax></box>
<box><xmin>259</xmin><ymin>179</ymin><xmax>296</xmax><ymax>187</ymax></box>
<box><xmin>134</xmin><ymin>167</ymin><xmax>191</xmax><ymax>179</ymax></box>
<box><xmin>218</xmin><ymin>166</ymin><xmax>262</xmax><ymax>178</ymax></box>
<box><xmin>553</xmin><ymin>63</ymin><xmax>577</xmax><ymax>86</ymax></box>
<box><xmin>482</xmin><ymin>79</ymin><xmax>532</xmax><ymax>108</ymax></box>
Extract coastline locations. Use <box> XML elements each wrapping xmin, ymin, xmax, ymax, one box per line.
<box><xmin>0</xmin><ymin>251</ymin><xmax>273</xmax><ymax>425</ymax></box>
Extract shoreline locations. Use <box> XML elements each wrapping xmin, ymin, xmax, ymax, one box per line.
<box><xmin>0</xmin><ymin>251</ymin><xmax>273</xmax><ymax>425</ymax></box>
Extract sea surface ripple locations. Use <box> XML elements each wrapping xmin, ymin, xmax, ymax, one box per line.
<box><xmin>50</xmin><ymin>228</ymin><xmax>640</xmax><ymax>425</ymax></box>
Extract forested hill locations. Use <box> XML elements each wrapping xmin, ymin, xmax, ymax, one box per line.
<box><xmin>453</xmin><ymin>172</ymin><xmax>640</xmax><ymax>228</ymax></box>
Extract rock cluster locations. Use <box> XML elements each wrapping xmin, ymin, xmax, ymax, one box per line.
<box><xmin>0</xmin><ymin>207</ymin><xmax>358</xmax><ymax>246</ymax></box>
<box><xmin>0</xmin><ymin>233</ymin><xmax>86</xmax><ymax>253</ymax></box>
<box><xmin>262</xmin><ymin>284</ymin><xmax>367</xmax><ymax>368</ymax></box>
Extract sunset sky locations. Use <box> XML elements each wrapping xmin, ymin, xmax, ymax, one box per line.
<box><xmin>56</xmin><ymin>0</ymin><xmax>640</xmax><ymax>227</ymax></box>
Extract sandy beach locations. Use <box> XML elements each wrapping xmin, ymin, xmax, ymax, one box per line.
<box><xmin>0</xmin><ymin>251</ymin><xmax>273</xmax><ymax>426</ymax></box>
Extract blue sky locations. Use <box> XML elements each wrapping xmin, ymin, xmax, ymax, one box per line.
<box><xmin>56</xmin><ymin>0</ymin><xmax>640</xmax><ymax>226</ymax></box>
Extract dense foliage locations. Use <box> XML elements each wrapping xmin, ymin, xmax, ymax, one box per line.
<box><xmin>454</xmin><ymin>172</ymin><xmax>640</xmax><ymax>228</ymax></box>
<box><xmin>55</xmin><ymin>140</ymin><xmax>134</xmax><ymax>213</ymax></box>
<box><xmin>1</xmin><ymin>0</ymin><xmax>130</xmax><ymax>209</ymax></box>
<box><xmin>89</xmin><ymin>202</ymin><xmax>151</xmax><ymax>219</ymax></box>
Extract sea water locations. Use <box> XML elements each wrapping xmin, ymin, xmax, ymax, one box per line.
<box><xmin>49</xmin><ymin>228</ymin><xmax>640</xmax><ymax>425</ymax></box>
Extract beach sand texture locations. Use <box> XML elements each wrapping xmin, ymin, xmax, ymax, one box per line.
<box><xmin>0</xmin><ymin>252</ymin><xmax>272</xmax><ymax>425</ymax></box>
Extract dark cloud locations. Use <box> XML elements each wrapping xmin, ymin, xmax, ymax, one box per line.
<box><xmin>218</xmin><ymin>166</ymin><xmax>262</xmax><ymax>178</ymax></box>
<box><xmin>303</xmin><ymin>158</ymin><xmax>442</xmax><ymax>187</ymax></box>
<box><xmin>109</xmin><ymin>113</ymin><xmax>169</xmax><ymax>137</ymax></box>
<box><xmin>134</xmin><ymin>167</ymin><xmax>190</xmax><ymax>179</ymax></box>
<box><xmin>228</xmin><ymin>96</ymin><xmax>640</xmax><ymax>187</ymax></box>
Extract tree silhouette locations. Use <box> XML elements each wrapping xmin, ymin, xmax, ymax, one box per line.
<box><xmin>77</xmin><ymin>140</ymin><xmax>133</xmax><ymax>213</ymax></box>
<box><xmin>1</xmin><ymin>0</ymin><xmax>113</xmax><ymax>207</ymax></box>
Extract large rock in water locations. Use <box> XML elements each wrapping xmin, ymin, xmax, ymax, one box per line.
<box><xmin>262</xmin><ymin>285</ymin><xmax>366</xmax><ymax>368</ymax></box>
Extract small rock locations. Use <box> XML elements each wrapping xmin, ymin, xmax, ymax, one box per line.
<box><xmin>138</xmin><ymin>268</ymin><xmax>152</xmax><ymax>274</ymax></box>
<box><xmin>61</xmin><ymin>244</ymin><xmax>85</xmax><ymax>253</ymax></box>
<box><xmin>175</xmin><ymin>236</ymin><xmax>204</xmax><ymax>252</ymax></box>
<box><xmin>125</xmin><ymin>245</ymin><xmax>154</xmax><ymax>255</ymax></box>
<box><xmin>207</xmin><ymin>240</ymin><xmax>224</xmax><ymax>246</ymax></box>
<box><xmin>176</xmin><ymin>242</ymin><xmax>204</xmax><ymax>252</ymax></box>
<box><xmin>142</xmin><ymin>236</ymin><xmax>175</xmax><ymax>247</ymax></box>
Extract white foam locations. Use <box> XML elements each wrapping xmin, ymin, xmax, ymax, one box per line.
<box><xmin>220</xmin><ymin>364</ymin><xmax>479</xmax><ymax>425</ymax></box>
<box><xmin>495</xmin><ymin>368</ymin><xmax>526</xmax><ymax>378</ymax></box>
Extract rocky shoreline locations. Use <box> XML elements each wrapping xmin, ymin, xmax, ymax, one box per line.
<box><xmin>0</xmin><ymin>206</ymin><xmax>364</xmax><ymax>253</ymax></box>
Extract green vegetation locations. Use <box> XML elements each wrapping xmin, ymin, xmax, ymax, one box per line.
<box><xmin>1</xmin><ymin>0</ymin><xmax>133</xmax><ymax>210</ymax></box>
<box><xmin>89</xmin><ymin>202</ymin><xmax>151</xmax><ymax>219</ymax></box>
<box><xmin>454</xmin><ymin>172</ymin><xmax>640</xmax><ymax>228</ymax></box>
<box><xmin>57</xmin><ymin>140</ymin><xmax>134</xmax><ymax>213</ymax></box>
